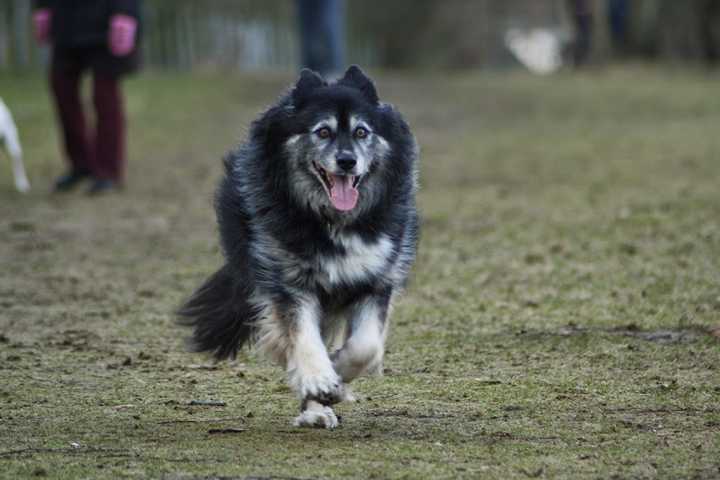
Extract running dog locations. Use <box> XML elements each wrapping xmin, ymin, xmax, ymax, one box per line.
<box><xmin>179</xmin><ymin>66</ymin><xmax>419</xmax><ymax>429</ymax></box>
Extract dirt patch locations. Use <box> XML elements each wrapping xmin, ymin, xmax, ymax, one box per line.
<box><xmin>522</xmin><ymin>323</ymin><xmax>714</xmax><ymax>344</ymax></box>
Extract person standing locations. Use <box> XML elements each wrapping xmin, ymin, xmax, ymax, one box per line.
<box><xmin>698</xmin><ymin>0</ymin><xmax>720</xmax><ymax>66</ymax></box>
<box><xmin>296</xmin><ymin>0</ymin><xmax>345</xmax><ymax>77</ymax></box>
<box><xmin>33</xmin><ymin>0</ymin><xmax>141</xmax><ymax>194</ymax></box>
<box><xmin>607</xmin><ymin>0</ymin><xmax>630</xmax><ymax>57</ymax></box>
<box><xmin>567</xmin><ymin>0</ymin><xmax>594</xmax><ymax>67</ymax></box>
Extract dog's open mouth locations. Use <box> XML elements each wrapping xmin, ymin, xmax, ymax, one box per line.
<box><xmin>313</xmin><ymin>161</ymin><xmax>361</xmax><ymax>212</ymax></box>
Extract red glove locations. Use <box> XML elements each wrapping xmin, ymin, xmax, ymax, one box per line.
<box><xmin>109</xmin><ymin>14</ymin><xmax>138</xmax><ymax>57</ymax></box>
<box><xmin>32</xmin><ymin>9</ymin><xmax>52</xmax><ymax>44</ymax></box>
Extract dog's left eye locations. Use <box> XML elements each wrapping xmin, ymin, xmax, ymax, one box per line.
<box><xmin>354</xmin><ymin>127</ymin><xmax>369</xmax><ymax>139</ymax></box>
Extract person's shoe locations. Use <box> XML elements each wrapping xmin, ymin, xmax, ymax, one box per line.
<box><xmin>86</xmin><ymin>178</ymin><xmax>120</xmax><ymax>195</ymax></box>
<box><xmin>53</xmin><ymin>169</ymin><xmax>91</xmax><ymax>192</ymax></box>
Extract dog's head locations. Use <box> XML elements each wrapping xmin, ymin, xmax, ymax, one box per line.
<box><xmin>256</xmin><ymin>66</ymin><xmax>415</xmax><ymax>220</ymax></box>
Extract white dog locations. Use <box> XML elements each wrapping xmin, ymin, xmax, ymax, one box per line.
<box><xmin>505</xmin><ymin>28</ymin><xmax>563</xmax><ymax>75</ymax></box>
<box><xmin>0</xmin><ymin>98</ymin><xmax>30</xmax><ymax>193</ymax></box>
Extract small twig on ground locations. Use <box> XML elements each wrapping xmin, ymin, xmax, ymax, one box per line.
<box><xmin>188</xmin><ymin>399</ymin><xmax>226</xmax><ymax>406</ymax></box>
<box><xmin>207</xmin><ymin>427</ymin><xmax>245</xmax><ymax>434</ymax></box>
<box><xmin>157</xmin><ymin>416</ymin><xmax>247</xmax><ymax>425</ymax></box>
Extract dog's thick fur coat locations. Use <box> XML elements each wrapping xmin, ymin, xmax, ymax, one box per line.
<box><xmin>179</xmin><ymin>66</ymin><xmax>419</xmax><ymax>428</ymax></box>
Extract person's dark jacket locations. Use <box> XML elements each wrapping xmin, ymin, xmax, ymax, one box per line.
<box><xmin>34</xmin><ymin>0</ymin><xmax>142</xmax><ymax>76</ymax></box>
<box><xmin>34</xmin><ymin>0</ymin><xmax>140</xmax><ymax>48</ymax></box>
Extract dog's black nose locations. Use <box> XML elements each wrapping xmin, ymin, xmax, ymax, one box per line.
<box><xmin>336</xmin><ymin>151</ymin><xmax>357</xmax><ymax>172</ymax></box>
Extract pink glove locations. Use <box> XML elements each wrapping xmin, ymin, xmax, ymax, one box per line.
<box><xmin>109</xmin><ymin>14</ymin><xmax>137</xmax><ymax>57</ymax></box>
<box><xmin>33</xmin><ymin>9</ymin><xmax>52</xmax><ymax>44</ymax></box>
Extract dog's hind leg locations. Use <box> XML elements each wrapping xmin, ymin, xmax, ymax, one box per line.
<box><xmin>332</xmin><ymin>291</ymin><xmax>392</xmax><ymax>384</ymax></box>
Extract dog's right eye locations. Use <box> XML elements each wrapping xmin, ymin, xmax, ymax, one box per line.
<box><xmin>315</xmin><ymin>127</ymin><xmax>331</xmax><ymax>139</ymax></box>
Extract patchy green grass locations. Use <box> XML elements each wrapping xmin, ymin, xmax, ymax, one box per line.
<box><xmin>1</xmin><ymin>66</ymin><xmax>719</xmax><ymax>479</ymax></box>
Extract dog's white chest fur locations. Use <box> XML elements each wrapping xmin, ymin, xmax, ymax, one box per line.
<box><xmin>317</xmin><ymin>233</ymin><xmax>393</xmax><ymax>287</ymax></box>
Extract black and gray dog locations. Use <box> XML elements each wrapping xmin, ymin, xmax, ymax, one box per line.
<box><xmin>179</xmin><ymin>66</ymin><xmax>419</xmax><ymax>428</ymax></box>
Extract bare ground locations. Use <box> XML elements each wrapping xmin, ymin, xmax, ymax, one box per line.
<box><xmin>1</xmin><ymin>67</ymin><xmax>719</xmax><ymax>479</ymax></box>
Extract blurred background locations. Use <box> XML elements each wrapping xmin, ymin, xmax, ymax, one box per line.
<box><xmin>1</xmin><ymin>0</ymin><xmax>719</xmax><ymax>73</ymax></box>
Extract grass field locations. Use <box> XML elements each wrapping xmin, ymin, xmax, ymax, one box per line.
<box><xmin>1</xmin><ymin>67</ymin><xmax>719</xmax><ymax>479</ymax></box>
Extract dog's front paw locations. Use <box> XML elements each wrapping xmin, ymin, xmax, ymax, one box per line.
<box><xmin>290</xmin><ymin>369</ymin><xmax>343</xmax><ymax>405</ymax></box>
<box><xmin>293</xmin><ymin>400</ymin><xmax>339</xmax><ymax>429</ymax></box>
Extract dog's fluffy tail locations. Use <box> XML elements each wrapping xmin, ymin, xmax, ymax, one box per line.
<box><xmin>177</xmin><ymin>264</ymin><xmax>257</xmax><ymax>360</ymax></box>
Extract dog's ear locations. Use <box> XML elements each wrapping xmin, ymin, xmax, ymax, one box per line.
<box><xmin>292</xmin><ymin>69</ymin><xmax>326</xmax><ymax>106</ymax></box>
<box><xmin>339</xmin><ymin>65</ymin><xmax>379</xmax><ymax>105</ymax></box>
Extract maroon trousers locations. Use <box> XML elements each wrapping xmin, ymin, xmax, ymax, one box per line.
<box><xmin>50</xmin><ymin>53</ymin><xmax>126</xmax><ymax>181</ymax></box>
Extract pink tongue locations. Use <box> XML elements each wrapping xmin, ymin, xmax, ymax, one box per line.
<box><xmin>329</xmin><ymin>175</ymin><xmax>358</xmax><ymax>211</ymax></box>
